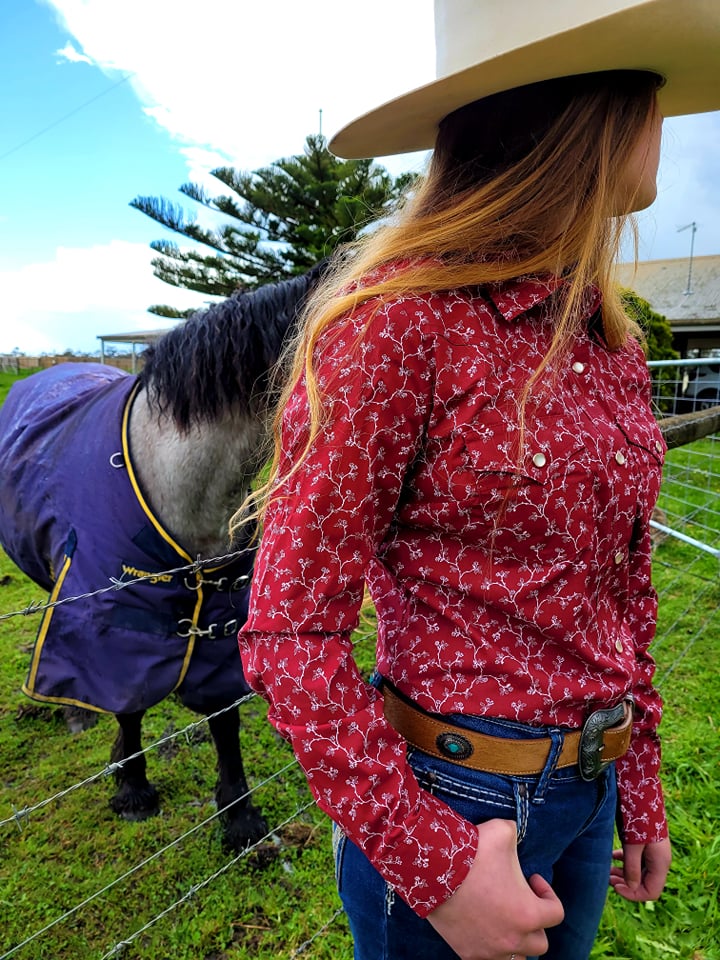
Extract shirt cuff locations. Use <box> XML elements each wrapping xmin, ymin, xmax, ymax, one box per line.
<box><xmin>615</xmin><ymin>730</ymin><xmax>668</xmax><ymax>843</ymax></box>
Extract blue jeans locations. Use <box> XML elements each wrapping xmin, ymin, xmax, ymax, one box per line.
<box><xmin>334</xmin><ymin>710</ymin><xmax>617</xmax><ymax>960</ymax></box>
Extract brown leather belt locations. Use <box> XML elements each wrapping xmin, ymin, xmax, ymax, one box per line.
<box><xmin>382</xmin><ymin>684</ymin><xmax>634</xmax><ymax>780</ymax></box>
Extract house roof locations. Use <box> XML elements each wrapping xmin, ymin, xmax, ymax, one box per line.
<box><xmin>616</xmin><ymin>255</ymin><xmax>720</xmax><ymax>328</ymax></box>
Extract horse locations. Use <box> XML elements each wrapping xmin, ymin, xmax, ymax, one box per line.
<box><xmin>0</xmin><ymin>263</ymin><xmax>326</xmax><ymax>850</ymax></box>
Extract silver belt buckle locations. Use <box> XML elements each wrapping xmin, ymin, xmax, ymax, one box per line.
<box><xmin>578</xmin><ymin>700</ymin><xmax>627</xmax><ymax>781</ymax></box>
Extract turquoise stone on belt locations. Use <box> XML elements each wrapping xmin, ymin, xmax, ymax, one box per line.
<box><xmin>435</xmin><ymin>732</ymin><xmax>474</xmax><ymax>761</ymax></box>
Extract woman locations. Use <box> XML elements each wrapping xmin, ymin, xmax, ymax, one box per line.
<box><xmin>237</xmin><ymin>3</ymin><xmax>719</xmax><ymax>958</ymax></box>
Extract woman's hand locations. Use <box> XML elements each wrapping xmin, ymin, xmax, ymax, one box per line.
<box><xmin>609</xmin><ymin>838</ymin><xmax>672</xmax><ymax>901</ymax></box>
<box><xmin>427</xmin><ymin>819</ymin><xmax>565</xmax><ymax>960</ymax></box>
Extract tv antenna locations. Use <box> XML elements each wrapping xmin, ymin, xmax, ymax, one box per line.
<box><xmin>677</xmin><ymin>221</ymin><xmax>697</xmax><ymax>295</ymax></box>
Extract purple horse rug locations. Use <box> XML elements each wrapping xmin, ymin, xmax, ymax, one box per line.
<box><xmin>0</xmin><ymin>363</ymin><xmax>253</xmax><ymax>715</ymax></box>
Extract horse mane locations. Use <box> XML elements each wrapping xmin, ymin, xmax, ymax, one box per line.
<box><xmin>139</xmin><ymin>261</ymin><xmax>328</xmax><ymax>429</ymax></box>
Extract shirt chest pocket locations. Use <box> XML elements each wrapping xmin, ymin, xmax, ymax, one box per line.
<box><xmin>615</xmin><ymin>413</ymin><xmax>665</xmax><ymax>465</ymax></box>
<box><xmin>599</xmin><ymin>410</ymin><xmax>665</xmax><ymax>519</ymax></box>
<box><xmin>447</xmin><ymin>415</ymin><xmax>598</xmax><ymax>562</ymax></box>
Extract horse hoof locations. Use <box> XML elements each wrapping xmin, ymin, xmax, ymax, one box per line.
<box><xmin>222</xmin><ymin>805</ymin><xmax>269</xmax><ymax>852</ymax></box>
<box><xmin>63</xmin><ymin>705</ymin><xmax>99</xmax><ymax>733</ymax></box>
<box><xmin>110</xmin><ymin>783</ymin><xmax>160</xmax><ymax>821</ymax></box>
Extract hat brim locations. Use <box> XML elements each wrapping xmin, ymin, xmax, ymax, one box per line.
<box><xmin>330</xmin><ymin>0</ymin><xmax>720</xmax><ymax>159</ymax></box>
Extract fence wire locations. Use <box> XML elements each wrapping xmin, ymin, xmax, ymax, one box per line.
<box><xmin>1</xmin><ymin>763</ymin><xmax>302</xmax><ymax>960</ymax></box>
<box><xmin>645</xmin><ymin>359</ymin><xmax>720</xmax><ymax>688</ymax></box>
<box><xmin>97</xmin><ymin>801</ymin><xmax>316</xmax><ymax>960</ymax></box>
<box><xmin>649</xmin><ymin>359</ymin><xmax>720</xmax><ymax>560</ymax></box>
<box><xmin>0</xmin><ymin>548</ymin><xmax>253</xmax><ymax>624</ymax></box>
<box><xmin>0</xmin><ymin>693</ymin><xmax>256</xmax><ymax>831</ymax></box>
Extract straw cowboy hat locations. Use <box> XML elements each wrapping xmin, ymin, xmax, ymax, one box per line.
<box><xmin>330</xmin><ymin>0</ymin><xmax>720</xmax><ymax>158</ymax></box>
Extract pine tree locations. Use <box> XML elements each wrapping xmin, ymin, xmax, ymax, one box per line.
<box><xmin>131</xmin><ymin>134</ymin><xmax>415</xmax><ymax>317</ymax></box>
<box><xmin>621</xmin><ymin>288</ymin><xmax>679</xmax><ymax>414</ymax></box>
<box><xmin>620</xmin><ymin>289</ymin><xmax>678</xmax><ymax>362</ymax></box>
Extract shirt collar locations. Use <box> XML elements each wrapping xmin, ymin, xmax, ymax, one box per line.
<box><xmin>484</xmin><ymin>275</ymin><xmax>602</xmax><ymax>323</ymax></box>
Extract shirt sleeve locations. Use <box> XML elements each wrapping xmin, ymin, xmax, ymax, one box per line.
<box><xmin>615</xmin><ymin>347</ymin><xmax>668</xmax><ymax>845</ymax></box>
<box><xmin>239</xmin><ymin>297</ymin><xmax>478</xmax><ymax>916</ymax></box>
<box><xmin>616</xmin><ymin>534</ymin><xmax>668</xmax><ymax>844</ymax></box>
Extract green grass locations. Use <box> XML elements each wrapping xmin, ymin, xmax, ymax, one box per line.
<box><xmin>593</xmin><ymin>611</ymin><xmax>719</xmax><ymax>960</ymax></box>
<box><xmin>0</xmin><ymin>369</ymin><xmax>37</xmax><ymax>406</ymax></box>
<box><xmin>590</xmin><ymin>437</ymin><xmax>720</xmax><ymax>960</ymax></box>
<box><xmin>0</xmin><ymin>370</ymin><xmax>718</xmax><ymax>959</ymax></box>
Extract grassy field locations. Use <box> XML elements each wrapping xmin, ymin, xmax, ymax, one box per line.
<box><xmin>0</xmin><ymin>369</ymin><xmax>718</xmax><ymax>959</ymax></box>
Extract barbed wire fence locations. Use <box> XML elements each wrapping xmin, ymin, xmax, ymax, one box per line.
<box><xmin>0</xmin><ymin>547</ymin><xmax>350</xmax><ymax>959</ymax></box>
<box><xmin>0</xmin><ymin>690</ymin><xmax>259</xmax><ymax>832</ymax></box>
<box><xmin>0</xmin><ymin>387</ymin><xmax>718</xmax><ymax>959</ymax></box>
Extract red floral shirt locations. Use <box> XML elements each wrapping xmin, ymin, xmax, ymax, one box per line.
<box><xmin>239</xmin><ymin>274</ymin><xmax>667</xmax><ymax>917</ymax></box>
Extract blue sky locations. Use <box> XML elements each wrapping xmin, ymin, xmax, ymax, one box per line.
<box><xmin>1</xmin><ymin>5</ymin><xmax>184</xmax><ymax>265</ymax></box>
<box><xmin>1</xmin><ymin>0</ymin><xmax>719</xmax><ymax>355</ymax></box>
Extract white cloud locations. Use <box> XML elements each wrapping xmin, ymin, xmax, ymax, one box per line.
<box><xmin>0</xmin><ymin>241</ymin><xmax>209</xmax><ymax>355</ymax></box>
<box><xmin>54</xmin><ymin>41</ymin><xmax>94</xmax><ymax>65</ymax></box>
<box><xmin>42</xmin><ymin>0</ymin><xmax>436</xmax><ymax>169</ymax></box>
<box><xmin>176</xmin><ymin>146</ymin><xmax>239</xmax><ymax>198</ymax></box>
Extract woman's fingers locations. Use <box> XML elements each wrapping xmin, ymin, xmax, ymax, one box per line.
<box><xmin>427</xmin><ymin>820</ymin><xmax>564</xmax><ymax>960</ymax></box>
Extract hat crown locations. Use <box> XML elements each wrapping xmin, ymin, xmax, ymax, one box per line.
<box><xmin>330</xmin><ymin>0</ymin><xmax>720</xmax><ymax>158</ymax></box>
<box><xmin>435</xmin><ymin>0</ymin><xmax>649</xmax><ymax>79</ymax></box>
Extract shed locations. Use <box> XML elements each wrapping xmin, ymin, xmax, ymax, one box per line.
<box><xmin>96</xmin><ymin>329</ymin><xmax>172</xmax><ymax>373</ymax></box>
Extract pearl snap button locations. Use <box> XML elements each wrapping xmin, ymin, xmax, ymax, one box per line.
<box><xmin>655</xmin><ymin>440</ymin><xmax>663</xmax><ymax>453</ymax></box>
<box><xmin>615</xmin><ymin>639</ymin><xmax>624</xmax><ymax>653</ymax></box>
<box><xmin>615</xmin><ymin>450</ymin><xmax>626</xmax><ymax>465</ymax></box>
<box><xmin>614</xmin><ymin>551</ymin><xmax>624</xmax><ymax>565</ymax></box>
<box><xmin>571</xmin><ymin>361</ymin><xmax>585</xmax><ymax>374</ymax></box>
<box><xmin>532</xmin><ymin>452</ymin><xmax>547</xmax><ymax>468</ymax></box>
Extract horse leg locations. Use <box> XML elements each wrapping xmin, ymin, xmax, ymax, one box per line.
<box><xmin>109</xmin><ymin>711</ymin><xmax>160</xmax><ymax>821</ymax></box>
<box><xmin>208</xmin><ymin>705</ymin><xmax>268</xmax><ymax>850</ymax></box>
<box><xmin>63</xmin><ymin>705</ymin><xmax>99</xmax><ymax>733</ymax></box>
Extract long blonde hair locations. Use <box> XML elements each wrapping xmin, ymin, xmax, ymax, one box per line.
<box><xmin>234</xmin><ymin>69</ymin><xmax>661</xmax><ymax>531</ymax></box>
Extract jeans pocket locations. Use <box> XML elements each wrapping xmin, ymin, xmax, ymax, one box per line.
<box><xmin>408</xmin><ymin>748</ymin><xmax>528</xmax><ymax>839</ymax></box>
<box><xmin>332</xmin><ymin>821</ymin><xmax>348</xmax><ymax>893</ymax></box>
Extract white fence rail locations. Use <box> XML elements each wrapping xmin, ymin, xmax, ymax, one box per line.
<box><xmin>649</xmin><ymin>360</ymin><xmax>720</xmax><ymax>560</ymax></box>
